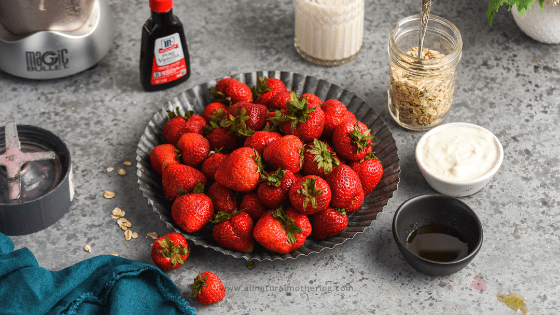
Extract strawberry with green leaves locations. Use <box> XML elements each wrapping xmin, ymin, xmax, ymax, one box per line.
<box><xmin>202</xmin><ymin>102</ymin><xmax>228</xmax><ymax>124</ymax></box>
<box><xmin>239</xmin><ymin>192</ymin><xmax>267</xmax><ymax>221</ymax></box>
<box><xmin>163</xmin><ymin>107</ymin><xmax>206</xmax><ymax>145</ymax></box>
<box><xmin>349</xmin><ymin>153</ymin><xmax>383</xmax><ymax>196</ymax></box>
<box><xmin>244</xmin><ymin>130</ymin><xmax>282</xmax><ymax>155</ymax></box>
<box><xmin>257</xmin><ymin>169</ymin><xmax>297</xmax><ymax>209</ymax></box>
<box><xmin>268</xmin><ymin>90</ymin><xmax>292</xmax><ymax>111</ymax></box>
<box><xmin>212</xmin><ymin>210</ymin><xmax>254</xmax><ymax>253</ymax></box>
<box><xmin>221</xmin><ymin>101</ymin><xmax>268</xmax><ymax>137</ymax></box>
<box><xmin>263</xmin><ymin>135</ymin><xmax>303</xmax><ymax>173</ymax></box>
<box><xmin>311</xmin><ymin>208</ymin><xmax>348</xmax><ymax>240</ymax></box>
<box><xmin>150</xmin><ymin>233</ymin><xmax>190</xmax><ymax>270</ymax></box>
<box><xmin>215</xmin><ymin>147</ymin><xmax>263</xmax><ymax>193</ymax></box>
<box><xmin>326</xmin><ymin>164</ymin><xmax>364</xmax><ymax>214</ymax></box>
<box><xmin>289</xmin><ymin>175</ymin><xmax>331</xmax><ymax>215</ymax></box>
<box><xmin>252</xmin><ymin>77</ymin><xmax>287</xmax><ymax>107</ymax></box>
<box><xmin>207</xmin><ymin>182</ymin><xmax>238</xmax><ymax>214</ymax></box>
<box><xmin>171</xmin><ymin>184</ymin><xmax>214</xmax><ymax>233</ymax></box>
<box><xmin>321</xmin><ymin>99</ymin><xmax>356</xmax><ymax>139</ymax></box>
<box><xmin>211</xmin><ymin>79</ymin><xmax>252</xmax><ymax>105</ymax></box>
<box><xmin>332</xmin><ymin>119</ymin><xmax>374</xmax><ymax>162</ymax></box>
<box><xmin>191</xmin><ymin>272</ymin><xmax>226</xmax><ymax>305</ymax></box>
<box><xmin>162</xmin><ymin>163</ymin><xmax>206</xmax><ymax>201</ymax></box>
<box><xmin>302</xmin><ymin>139</ymin><xmax>341</xmax><ymax>178</ymax></box>
<box><xmin>253</xmin><ymin>206</ymin><xmax>311</xmax><ymax>255</ymax></box>
<box><xmin>177</xmin><ymin>132</ymin><xmax>210</xmax><ymax>167</ymax></box>
<box><xmin>278</xmin><ymin>92</ymin><xmax>325</xmax><ymax>143</ymax></box>
<box><xmin>150</xmin><ymin>144</ymin><xmax>181</xmax><ymax>175</ymax></box>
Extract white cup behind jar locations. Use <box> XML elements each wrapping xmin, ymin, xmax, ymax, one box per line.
<box><xmin>294</xmin><ymin>0</ymin><xmax>364</xmax><ymax>66</ymax></box>
<box><xmin>415</xmin><ymin>122</ymin><xmax>503</xmax><ymax>197</ymax></box>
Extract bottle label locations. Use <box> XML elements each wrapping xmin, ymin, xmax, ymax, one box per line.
<box><xmin>151</xmin><ymin>33</ymin><xmax>187</xmax><ymax>85</ymax></box>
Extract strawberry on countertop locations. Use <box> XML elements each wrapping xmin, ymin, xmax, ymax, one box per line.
<box><xmin>150</xmin><ymin>233</ymin><xmax>190</xmax><ymax>271</ymax></box>
<box><xmin>191</xmin><ymin>272</ymin><xmax>226</xmax><ymax>305</ymax></box>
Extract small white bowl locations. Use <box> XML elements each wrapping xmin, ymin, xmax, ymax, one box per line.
<box><xmin>415</xmin><ymin>122</ymin><xmax>503</xmax><ymax>197</ymax></box>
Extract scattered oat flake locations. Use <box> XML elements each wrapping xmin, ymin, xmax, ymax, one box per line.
<box><xmin>104</xmin><ymin>191</ymin><xmax>115</xmax><ymax>199</ymax></box>
<box><xmin>132</xmin><ymin>232</ymin><xmax>139</xmax><ymax>239</ymax></box>
<box><xmin>117</xmin><ymin>218</ymin><xmax>132</xmax><ymax>228</ymax></box>
<box><xmin>84</xmin><ymin>245</ymin><xmax>92</xmax><ymax>253</ymax></box>
<box><xmin>123</xmin><ymin>161</ymin><xmax>132</xmax><ymax>166</ymax></box>
<box><xmin>120</xmin><ymin>225</ymin><xmax>128</xmax><ymax>231</ymax></box>
<box><xmin>118</xmin><ymin>169</ymin><xmax>126</xmax><ymax>175</ymax></box>
<box><xmin>124</xmin><ymin>229</ymin><xmax>132</xmax><ymax>241</ymax></box>
<box><xmin>497</xmin><ymin>291</ymin><xmax>529</xmax><ymax>315</ymax></box>
<box><xmin>147</xmin><ymin>232</ymin><xmax>159</xmax><ymax>239</ymax></box>
<box><xmin>111</xmin><ymin>254</ymin><xmax>119</xmax><ymax>256</ymax></box>
<box><xmin>247</xmin><ymin>261</ymin><xmax>256</xmax><ymax>270</ymax></box>
<box><xmin>107</xmin><ymin>167</ymin><xmax>114</xmax><ymax>172</ymax></box>
<box><xmin>112</xmin><ymin>207</ymin><xmax>125</xmax><ymax>217</ymax></box>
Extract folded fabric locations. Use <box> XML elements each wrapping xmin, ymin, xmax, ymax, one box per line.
<box><xmin>0</xmin><ymin>232</ymin><xmax>196</xmax><ymax>315</ymax></box>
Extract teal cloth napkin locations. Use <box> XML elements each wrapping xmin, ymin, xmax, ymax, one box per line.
<box><xmin>0</xmin><ymin>232</ymin><xmax>196</xmax><ymax>315</ymax></box>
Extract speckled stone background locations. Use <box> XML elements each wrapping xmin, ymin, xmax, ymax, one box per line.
<box><xmin>2</xmin><ymin>0</ymin><xmax>559</xmax><ymax>314</ymax></box>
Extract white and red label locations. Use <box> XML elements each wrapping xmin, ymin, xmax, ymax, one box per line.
<box><xmin>151</xmin><ymin>33</ymin><xmax>187</xmax><ymax>85</ymax></box>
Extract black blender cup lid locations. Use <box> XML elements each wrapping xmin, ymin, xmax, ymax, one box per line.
<box><xmin>0</xmin><ymin>122</ymin><xmax>74</xmax><ymax>236</ymax></box>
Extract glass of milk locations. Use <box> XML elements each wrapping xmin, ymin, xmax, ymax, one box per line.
<box><xmin>294</xmin><ymin>0</ymin><xmax>364</xmax><ymax>66</ymax></box>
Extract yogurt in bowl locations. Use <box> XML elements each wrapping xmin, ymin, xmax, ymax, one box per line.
<box><xmin>415</xmin><ymin>122</ymin><xmax>503</xmax><ymax>197</ymax></box>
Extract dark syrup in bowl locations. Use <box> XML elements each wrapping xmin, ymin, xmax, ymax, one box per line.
<box><xmin>406</xmin><ymin>224</ymin><xmax>469</xmax><ymax>262</ymax></box>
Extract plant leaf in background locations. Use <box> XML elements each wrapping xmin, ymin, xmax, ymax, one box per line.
<box><xmin>487</xmin><ymin>0</ymin><xmax>544</xmax><ymax>24</ymax></box>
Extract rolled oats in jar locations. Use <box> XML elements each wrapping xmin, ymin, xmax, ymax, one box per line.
<box><xmin>388</xmin><ymin>14</ymin><xmax>462</xmax><ymax>131</ymax></box>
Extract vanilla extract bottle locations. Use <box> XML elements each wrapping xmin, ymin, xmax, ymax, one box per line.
<box><xmin>140</xmin><ymin>0</ymin><xmax>191</xmax><ymax>91</ymax></box>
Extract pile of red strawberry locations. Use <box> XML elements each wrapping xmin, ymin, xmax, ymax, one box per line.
<box><xmin>149</xmin><ymin>76</ymin><xmax>383</xmax><ymax>255</ymax></box>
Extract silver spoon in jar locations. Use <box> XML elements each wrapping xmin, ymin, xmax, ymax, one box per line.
<box><xmin>418</xmin><ymin>0</ymin><xmax>431</xmax><ymax>59</ymax></box>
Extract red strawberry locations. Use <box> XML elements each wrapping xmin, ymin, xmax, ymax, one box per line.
<box><xmin>252</xmin><ymin>77</ymin><xmax>287</xmax><ymax>106</ymax></box>
<box><xmin>191</xmin><ymin>272</ymin><xmax>226</xmax><ymax>305</ymax></box>
<box><xmin>349</xmin><ymin>153</ymin><xmax>383</xmax><ymax>196</ymax></box>
<box><xmin>212</xmin><ymin>210</ymin><xmax>254</xmax><ymax>253</ymax></box>
<box><xmin>252</xmin><ymin>206</ymin><xmax>311</xmax><ymax>255</ymax></box>
<box><xmin>301</xmin><ymin>93</ymin><xmax>323</xmax><ymax>108</ymax></box>
<box><xmin>263</xmin><ymin>110</ymin><xmax>281</xmax><ymax>132</ymax></box>
<box><xmin>279</xmin><ymin>92</ymin><xmax>325</xmax><ymax>143</ymax></box>
<box><xmin>162</xmin><ymin>163</ymin><xmax>207</xmax><ymax>201</ymax></box>
<box><xmin>224</xmin><ymin>80</ymin><xmax>253</xmax><ymax>104</ymax></box>
<box><xmin>150</xmin><ymin>233</ymin><xmax>190</xmax><ymax>270</ymax></box>
<box><xmin>263</xmin><ymin>135</ymin><xmax>303</xmax><ymax>173</ymax></box>
<box><xmin>215</xmin><ymin>78</ymin><xmax>237</xmax><ymax>93</ymax></box>
<box><xmin>171</xmin><ymin>184</ymin><xmax>214</xmax><ymax>233</ymax></box>
<box><xmin>268</xmin><ymin>90</ymin><xmax>292</xmax><ymax>111</ymax></box>
<box><xmin>332</xmin><ymin>119</ymin><xmax>374</xmax><ymax>162</ymax></box>
<box><xmin>200</xmin><ymin>151</ymin><xmax>228</xmax><ymax>181</ymax></box>
<box><xmin>163</xmin><ymin>108</ymin><xmax>206</xmax><ymax>145</ymax></box>
<box><xmin>289</xmin><ymin>175</ymin><xmax>331</xmax><ymax>215</ymax></box>
<box><xmin>150</xmin><ymin>144</ymin><xmax>181</xmax><ymax>175</ymax></box>
<box><xmin>257</xmin><ymin>169</ymin><xmax>297</xmax><ymax>209</ymax></box>
<box><xmin>215</xmin><ymin>147</ymin><xmax>262</xmax><ymax>193</ymax></box>
<box><xmin>244</xmin><ymin>130</ymin><xmax>282</xmax><ymax>155</ymax></box>
<box><xmin>321</xmin><ymin>99</ymin><xmax>353</xmax><ymax>139</ymax></box>
<box><xmin>205</xmin><ymin>127</ymin><xmax>244</xmax><ymax>153</ymax></box>
<box><xmin>207</xmin><ymin>182</ymin><xmax>238</xmax><ymax>213</ymax></box>
<box><xmin>177</xmin><ymin>133</ymin><xmax>210</xmax><ymax>167</ymax></box>
<box><xmin>302</xmin><ymin>139</ymin><xmax>341</xmax><ymax>178</ymax></box>
<box><xmin>326</xmin><ymin>165</ymin><xmax>364</xmax><ymax>214</ymax></box>
<box><xmin>311</xmin><ymin>208</ymin><xmax>348</xmax><ymax>240</ymax></box>
<box><xmin>221</xmin><ymin>101</ymin><xmax>268</xmax><ymax>137</ymax></box>
<box><xmin>239</xmin><ymin>192</ymin><xmax>267</xmax><ymax>221</ymax></box>
<box><xmin>202</xmin><ymin>102</ymin><xmax>228</xmax><ymax>123</ymax></box>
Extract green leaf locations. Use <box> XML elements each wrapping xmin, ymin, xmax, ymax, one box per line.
<box><xmin>487</xmin><ymin>0</ymin><xmax>542</xmax><ymax>25</ymax></box>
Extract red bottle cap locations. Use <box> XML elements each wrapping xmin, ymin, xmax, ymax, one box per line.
<box><xmin>149</xmin><ymin>0</ymin><xmax>173</xmax><ymax>13</ymax></box>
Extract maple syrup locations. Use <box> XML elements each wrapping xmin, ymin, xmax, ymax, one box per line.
<box><xmin>406</xmin><ymin>224</ymin><xmax>468</xmax><ymax>262</ymax></box>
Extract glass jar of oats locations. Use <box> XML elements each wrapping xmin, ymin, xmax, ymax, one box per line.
<box><xmin>388</xmin><ymin>14</ymin><xmax>462</xmax><ymax>131</ymax></box>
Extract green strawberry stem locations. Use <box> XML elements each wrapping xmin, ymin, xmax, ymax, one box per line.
<box><xmin>168</xmin><ymin>107</ymin><xmax>194</xmax><ymax>120</ymax></box>
<box><xmin>252</xmin><ymin>149</ymin><xmax>265</xmax><ymax>176</ymax></box>
<box><xmin>309</xmin><ymin>139</ymin><xmax>340</xmax><ymax>174</ymax></box>
<box><xmin>279</xmin><ymin>91</ymin><xmax>316</xmax><ymax>129</ymax></box>
<box><xmin>220</xmin><ymin>107</ymin><xmax>255</xmax><ymax>137</ymax></box>
<box><xmin>211</xmin><ymin>210</ymin><xmax>239</xmax><ymax>224</ymax></box>
<box><xmin>297</xmin><ymin>177</ymin><xmax>323</xmax><ymax>210</ymax></box>
<box><xmin>158</xmin><ymin>236</ymin><xmax>190</xmax><ymax>268</ymax></box>
<box><xmin>335</xmin><ymin>208</ymin><xmax>347</xmax><ymax>216</ymax></box>
<box><xmin>359</xmin><ymin>152</ymin><xmax>379</xmax><ymax>162</ymax></box>
<box><xmin>272</xmin><ymin>206</ymin><xmax>302</xmax><ymax>244</ymax></box>
<box><xmin>350</xmin><ymin>122</ymin><xmax>375</xmax><ymax>154</ymax></box>
<box><xmin>260</xmin><ymin>168</ymin><xmax>285</xmax><ymax>187</ymax></box>
<box><xmin>210</xmin><ymin>88</ymin><xmax>232</xmax><ymax>106</ymax></box>
<box><xmin>251</xmin><ymin>77</ymin><xmax>273</xmax><ymax>99</ymax></box>
<box><xmin>191</xmin><ymin>273</ymin><xmax>209</xmax><ymax>298</ymax></box>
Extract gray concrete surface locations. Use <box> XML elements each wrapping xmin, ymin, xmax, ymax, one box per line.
<box><xmin>3</xmin><ymin>0</ymin><xmax>559</xmax><ymax>314</ymax></box>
